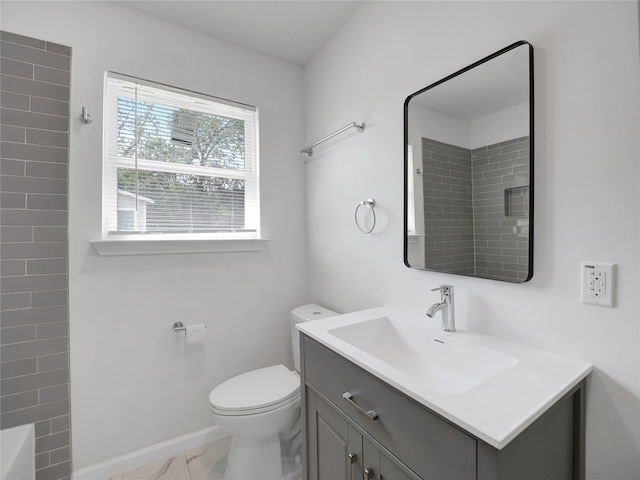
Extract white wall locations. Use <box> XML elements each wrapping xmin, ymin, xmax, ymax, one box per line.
<box><xmin>409</xmin><ymin>104</ymin><xmax>470</xmax><ymax>148</ymax></box>
<box><xmin>409</xmin><ymin>102</ymin><xmax>528</xmax><ymax>151</ymax></box>
<box><xmin>1</xmin><ymin>1</ymin><xmax>307</xmax><ymax>469</ymax></box>
<box><xmin>470</xmin><ymin>102</ymin><xmax>529</xmax><ymax>149</ymax></box>
<box><xmin>305</xmin><ymin>2</ymin><xmax>640</xmax><ymax>479</ymax></box>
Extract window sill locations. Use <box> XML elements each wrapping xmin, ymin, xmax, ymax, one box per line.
<box><xmin>90</xmin><ymin>237</ymin><xmax>270</xmax><ymax>256</ymax></box>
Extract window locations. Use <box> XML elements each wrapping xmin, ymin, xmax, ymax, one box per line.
<box><xmin>102</xmin><ymin>72</ymin><xmax>259</xmax><ymax>243</ymax></box>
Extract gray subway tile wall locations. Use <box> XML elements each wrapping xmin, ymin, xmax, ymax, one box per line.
<box><xmin>422</xmin><ymin>136</ymin><xmax>530</xmax><ymax>281</ymax></box>
<box><xmin>422</xmin><ymin>138</ymin><xmax>475</xmax><ymax>275</ymax></box>
<box><xmin>1</xmin><ymin>30</ymin><xmax>71</xmax><ymax>480</ymax></box>
<box><xmin>472</xmin><ymin>137</ymin><xmax>530</xmax><ymax>282</ymax></box>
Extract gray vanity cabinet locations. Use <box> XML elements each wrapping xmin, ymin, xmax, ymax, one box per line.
<box><xmin>302</xmin><ymin>336</ymin><xmax>476</xmax><ymax>480</ymax></box>
<box><xmin>301</xmin><ymin>335</ymin><xmax>585</xmax><ymax>480</ymax></box>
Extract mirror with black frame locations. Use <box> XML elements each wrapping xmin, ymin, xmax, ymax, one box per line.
<box><xmin>404</xmin><ymin>41</ymin><xmax>534</xmax><ymax>283</ymax></box>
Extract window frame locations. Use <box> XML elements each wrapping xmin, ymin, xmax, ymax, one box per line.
<box><xmin>93</xmin><ymin>72</ymin><xmax>266</xmax><ymax>256</ymax></box>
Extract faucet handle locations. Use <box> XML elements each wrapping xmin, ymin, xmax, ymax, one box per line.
<box><xmin>431</xmin><ymin>285</ymin><xmax>453</xmax><ymax>294</ymax></box>
<box><xmin>431</xmin><ymin>285</ymin><xmax>453</xmax><ymax>295</ymax></box>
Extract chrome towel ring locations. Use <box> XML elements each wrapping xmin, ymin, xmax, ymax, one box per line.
<box><xmin>355</xmin><ymin>199</ymin><xmax>376</xmax><ymax>234</ymax></box>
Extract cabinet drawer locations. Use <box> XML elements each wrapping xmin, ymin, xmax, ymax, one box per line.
<box><xmin>303</xmin><ymin>336</ymin><xmax>476</xmax><ymax>480</ymax></box>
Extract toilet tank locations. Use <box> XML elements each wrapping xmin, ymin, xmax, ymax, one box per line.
<box><xmin>290</xmin><ymin>304</ymin><xmax>338</xmax><ymax>372</ymax></box>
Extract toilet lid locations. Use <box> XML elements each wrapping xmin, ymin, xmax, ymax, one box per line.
<box><xmin>209</xmin><ymin>365</ymin><xmax>300</xmax><ymax>414</ymax></box>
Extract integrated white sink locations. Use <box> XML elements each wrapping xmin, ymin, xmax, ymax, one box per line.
<box><xmin>328</xmin><ymin>316</ymin><xmax>517</xmax><ymax>395</ymax></box>
<box><xmin>297</xmin><ymin>306</ymin><xmax>592</xmax><ymax>449</ymax></box>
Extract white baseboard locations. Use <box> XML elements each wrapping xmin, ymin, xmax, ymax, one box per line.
<box><xmin>72</xmin><ymin>426</ymin><xmax>229</xmax><ymax>480</ymax></box>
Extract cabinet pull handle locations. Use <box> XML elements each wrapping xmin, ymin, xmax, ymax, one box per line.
<box><xmin>347</xmin><ymin>452</ymin><xmax>357</xmax><ymax>480</ymax></box>
<box><xmin>364</xmin><ymin>467</ymin><xmax>374</xmax><ymax>480</ymax></box>
<box><xmin>343</xmin><ymin>392</ymin><xmax>379</xmax><ymax>420</ymax></box>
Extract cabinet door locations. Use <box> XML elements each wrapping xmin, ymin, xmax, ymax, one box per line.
<box><xmin>306</xmin><ymin>388</ymin><xmax>364</xmax><ymax>480</ymax></box>
<box><xmin>362</xmin><ymin>439</ymin><xmax>420</xmax><ymax>480</ymax></box>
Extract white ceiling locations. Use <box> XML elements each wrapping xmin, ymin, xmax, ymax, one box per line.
<box><xmin>117</xmin><ymin>1</ymin><xmax>364</xmax><ymax>65</ymax></box>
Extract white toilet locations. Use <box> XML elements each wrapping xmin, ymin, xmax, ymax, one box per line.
<box><xmin>208</xmin><ymin>304</ymin><xmax>337</xmax><ymax>480</ymax></box>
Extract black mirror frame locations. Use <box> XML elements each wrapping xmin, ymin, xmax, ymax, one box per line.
<box><xmin>403</xmin><ymin>40</ymin><xmax>534</xmax><ymax>282</ymax></box>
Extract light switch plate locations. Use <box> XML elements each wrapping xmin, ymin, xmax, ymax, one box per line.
<box><xmin>580</xmin><ymin>262</ymin><xmax>615</xmax><ymax>307</ymax></box>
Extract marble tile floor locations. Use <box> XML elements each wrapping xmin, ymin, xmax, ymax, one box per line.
<box><xmin>109</xmin><ymin>436</ymin><xmax>232</xmax><ymax>480</ymax></box>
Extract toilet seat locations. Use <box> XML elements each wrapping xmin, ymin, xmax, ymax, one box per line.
<box><xmin>209</xmin><ymin>365</ymin><xmax>300</xmax><ymax>416</ymax></box>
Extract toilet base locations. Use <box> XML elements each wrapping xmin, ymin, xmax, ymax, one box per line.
<box><xmin>224</xmin><ymin>434</ymin><xmax>282</xmax><ymax>480</ymax></box>
<box><xmin>220</xmin><ymin>435</ymin><xmax>301</xmax><ymax>480</ymax></box>
<box><xmin>282</xmin><ymin>455</ymin><xmax>302</xmax><ymax>480</ymax></box>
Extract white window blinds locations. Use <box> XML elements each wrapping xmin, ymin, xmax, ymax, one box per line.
<box><xmin>103</xmin><ymin>72</ymin><xmax>259</xmax><ymax>238</ymax></box>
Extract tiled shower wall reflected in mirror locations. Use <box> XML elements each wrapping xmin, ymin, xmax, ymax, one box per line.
<box><xmin>1</xmin><ymin>30</ymin><xmax>72</xmax><ymax>480</ymax></box>
<box><xmin>422</xmin><ymin>136</ymin><xmax>530</xmax><ymax>282</ymax></box>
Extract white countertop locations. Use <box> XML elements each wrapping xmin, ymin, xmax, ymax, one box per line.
<box><xmin>297</xmin><ymin>306</ymin><xmax>592</xmax><ymax>449</ymax></box>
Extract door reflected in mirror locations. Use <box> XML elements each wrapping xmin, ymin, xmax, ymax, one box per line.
<box><xmin>404</xmin><ymin>41</ymin><xmax>533</xmax><ymax>283</ymax></box>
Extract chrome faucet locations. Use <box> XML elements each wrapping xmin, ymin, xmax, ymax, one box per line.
<box><xmin>426</xmin><ymin>285</ymin><xmax>455</xmax><ymax>332</ymax></box>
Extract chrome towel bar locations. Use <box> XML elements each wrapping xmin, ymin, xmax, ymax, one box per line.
<box><xmin>300</xmin><ymin>121</ymin><xmax>365</xmax><ymax>157</ymax></box>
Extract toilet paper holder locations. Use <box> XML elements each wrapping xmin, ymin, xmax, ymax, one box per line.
<box><xmin>173</xmin><ymin>321</ymin><xmax>207</xmax><ymax>332</ymax></box>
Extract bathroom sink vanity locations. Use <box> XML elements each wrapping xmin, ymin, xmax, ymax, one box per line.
<box><xmin>298</xmin><ymin>307</ymin><xmax>592</xmax><ymax>480</ymax></box>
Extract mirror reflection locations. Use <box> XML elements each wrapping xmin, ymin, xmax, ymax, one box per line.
<box><xmin>404</xmin><ymin>41</ymin><xmax>533</xmax><ymax>283</ymax></box>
